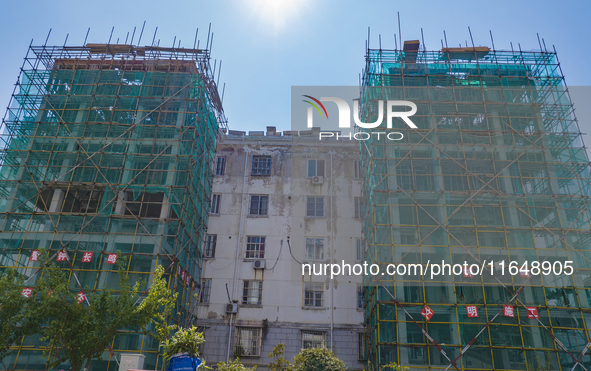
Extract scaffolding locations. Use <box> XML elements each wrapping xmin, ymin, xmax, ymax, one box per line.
<box><xmin>360</xmin><ymin>45</ymin><xmax>591</xmax><ymax>370</ymax></box>
<box><xmin>0</xmin><ymin>42</ymin><xmax>226</xmax><ymax>370</ymax></box>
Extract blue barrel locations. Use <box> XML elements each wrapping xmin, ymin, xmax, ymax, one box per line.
<box><xmin>167</xmin><ymin>355</ymin><xmax>202</xmax><ymax>371</ymax></box>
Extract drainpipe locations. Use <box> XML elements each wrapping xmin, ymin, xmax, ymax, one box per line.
<box><xmin>226</xmin><ymin>149</ymin><xmax>249</xmax><ymax>362</ymax></box>
<box><xmin>330</xmin><ymin>151</ymin><xmax>334</xmax><ymax>351</ymax></box>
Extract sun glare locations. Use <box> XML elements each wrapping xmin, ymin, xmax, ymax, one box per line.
<box><xmin>247</xmin><ymin>0</ymin><xmax>307</xmax><ymax>30</ymax></box>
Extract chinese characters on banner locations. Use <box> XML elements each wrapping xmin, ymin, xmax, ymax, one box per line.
<box><xmin>421</xmin><ymin>305</ymin><xmax>434</xmax><ymax>321</ymax></box>
<box><xmin>503</xmin><ymin>305</ymin><xmax>515</xmax><ymax>318</ymax></box>
<box><xmin>21</xmin><ymin>288</ymin><xmax>33</xmax><ymax>298</ymax></box>
<box><xmin>527</xmin><ymin>306</ymin><xmax>539</xmax><ymax>319</ymax></box>
<box><xmin>56</xmin><ymin>251</ymin><xmax>68</xmax><ymax>261</ymax></box>
<box><xmin>466</xmin><ymin>305</ymin><xmax>479</xmax><ymax>318</ymax></box>
<box><xmin>106</xmin><ymin>254</ymin><xmax>117</xmax><ymax>264</ymax></box>
<box><xmin>30</xmin><ymin>250</ymin><xmax>39</xmax><ymax>262</ymax></box>
<box><xmin>81</xmin><ymin>252</ymin><xmax>93</xmax><ymax>263</ymax></box>
<box><xmin>463</xmin><ymin>266</ymin><xmax>473</xmax><ymax>278</ymax></box>
<box><xmin>520</xmin><ymin>268</ymin><xmax>531</xmax><ymax>278</ymax></box>
<box><xmin>76</xmin><ymin>291</ymin><xmax>87</xmax><ymax>304</ymax></box>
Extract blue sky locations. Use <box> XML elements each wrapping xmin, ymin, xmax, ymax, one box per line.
<box><xmin>0</xmin><ymin>0</ymin><xmax>590</xmax><ymax>133</ymax></box>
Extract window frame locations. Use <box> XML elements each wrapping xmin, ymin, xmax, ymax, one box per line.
<box><xmin>242</xmin><ymin>280</ymin><xmax>263</xmax><ymax>305</ymax></box>
<box><xmin>248</xmin><ymin>195</ymin><xmax>269</xmax><ymax>216</ymax></box>
<box><xmin>305</xmin><ymin>238</ymin><xmax>325</xmax><ymax>261</ymax></box>
<box><xmin>204</xmin><ymin>234</ymin><xmax>217</xmax><ymax>258</ymax></box>
<box><xmin>301</xmin><ymin>330</ymin><xmax>326</xmax><ymax>349</ymax></box>
<box><xmin>199</xmin><ymin>278</ymin><xmax>212</xmax><ymax>304</ymax></box>
<box><xmin>354</xmin><ymin>197</ymin><xmax>362</xmax><ymax>219</ymax></box>
<box><xmin>358</xmin><ymin>332</ymin><xmax>367</xmax><ymax>361</ymax></box>
<box><xmin>357</xmin><ymin>284</ymin><xmax>364</xmax><ymax>310</ymax></box>
<box><xmin>210</xmin><ymin>194</ymin><xmax>221</xmax><ymax>214</ymax></box>
<box><xmin>307</xmin><ymin>159</ymin><xmax>325</xmax><ymax>178</ymax></box>
<box><xmin>215</xmin><ymin>156</ymin><xmax>226</xmax><ymax>176</ymax></box>
<box><xmin>234</xmin><ymin>327</ymin><xmax>262</xmax><ymax>357</ymax></box>
<box><xmin>304</xmin><ymin>282</ymin><xmax>324</xmax><ymax>308</ymax></box>
<box><xmin>306</xmin><ymin>196</ymin><xmax>325</xmax><ymax>218</ymax></box>
<box><xmin>245</xmin><ymin>236</ymin><xmax>266</xmax><ymax>259</ymax></box>
<box><xmin>356</xmin><ymin>238</ymin><xmax>365</xmax><ymax>261</ymax></box>
<box><xmin>251</xmin><ymin>155</ymin><xmax>272</xmax><ymax>176</ymax></box>
<box><xmin>354</xmin><ymin>160</ymin><xmax>362</xmax><ymax>179</ymax></box>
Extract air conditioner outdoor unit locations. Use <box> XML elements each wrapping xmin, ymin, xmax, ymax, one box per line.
<box><xmin>253</xmin><ymin>259</ymin><xmax>266</xmax><ymax>269</ymax></box>
<box><xmin>311</xmin><ymin>176</ymin><xmax>324</xmax><ymax>185</ymax></box>
<box><xmin>226</xmin><ymin>303</ymin><xmax>238</xmax><ymax>313</ymax></box>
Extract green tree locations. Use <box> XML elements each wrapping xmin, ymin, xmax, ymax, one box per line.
<box><xmin>292</xmin><ymin>347</ymin><xmax>345</xmax><ymax>371</ymax></box>
<box><xmin>161</xmin><ymin>326</ymin><xmax>205</xmax><ymax>362</ymax></box>
<box><xmin>0</xmin><ymin>269</ymin><xmax>41</xmax><ymax>366</ymax></box>
<box><xmin>36</xmin><ymin>256</ymin><xmax>177</xmax><ymax>371</ymax></box>
<box><xmin>216</xmin><ymin>358</ymin><xmax>257</xmax><ymax>371</ymax></box>
<box><xmin>381</xmin><ymin>362</ymin><xmax>409</xmax><ymax>371</ymax></box>
<box><xmin>268</xmin><ymin>343</ymin><xmax>292</xmax><ymax>371</ymax></box>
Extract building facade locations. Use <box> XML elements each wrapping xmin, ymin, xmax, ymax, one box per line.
<box><xmin>360</xmin><ymin>42</ymin><xmax>591</xmax><ymax>370</ymax></box>
<box><xmin>0</xmin><ymin>43</ymin><xmax>225</xmax><ymax>370</ymax></box>
<box><xmin>197</xmin><ymin>128</ymin><xmax>365</xmax><ymax>369</ymax></box>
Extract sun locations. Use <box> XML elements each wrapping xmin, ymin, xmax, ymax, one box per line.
<box><xmin>247</xmin><ymin>0</ymin><xmax>308</xmax><ymax>31</ymax></box>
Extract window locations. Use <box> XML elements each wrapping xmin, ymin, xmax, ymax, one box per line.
<box><xmin>246</xmin><ymin>236</ymin><xmax>265</xmax><ymax>259</ymax></box>
<box><xmin>305</xmin><ymin>238</ymin><xmax>324</xmax><ymax>260</ymax></box>
<box><xmin>210</xmin><ymin>194</ymin><xmax>221</xmax><ymax>214</ymax></box>
<box><xmin>358</xmin><ymin>333</ymin><xmax>367</xmax><ymax>360</ymax></box>
<box><xmin>301</xmin><ymin>330</ymin><xmax>326</xmax><ymax>349</ymax></box>
<box><xmin>354</xmin><ymin>197</ymin><xmax>362</xmax><ymax>219</ymax></box>
<box><xmin>124</xmin><ymin>191</ymin><xmax>163</xmax><ymax>218</ymax></box>
<box><xmin>199</xmin><ymin>279</ymin><xmax>211</xmax><ymax>303</ymax></box>
<box><xmin>354</xmin><ymin>160</ymin><xmax>362</xmax><ymax>179</ymax></box>
<box><xmin>356</xmin><ymin>238</ymin><xmax>365</xmax><ymax>261</ymax></box>
<box><xmin>215</xmin><ymin>156</ymin><xmax>226</xmax><ymax>176</ymax></box>
<box><xmin>204</xmin><ymin>235</ymin><xmax>217</xmax><ymax>258</ymax></box>
<box><xmin>306</xmin><ymin>196</ymin><xmax>324</xmax><ymax>217</ymax></box>
<box><xmin>357</xmin><ymin>284</ymin><xmax>364</xmax><ymax>309</ymax></box>
<box><xmin>242</xmin><ymin>280</ymin><xmax>263</xmax><ymax>305</ymax></box>
<box><xmin>36</xmin><ymin>187</ymin><xmax>104</xmax><ymax>214</ymax></box>
<box><xmin>307</xmin><ymin>159</ymin><xmax>325</xmax><ymax>177</ymax></box>
<box><xmin>251</xmin><ymin>156</ymin><xmax>271</xmax><ymax>176</ymax></box>
<box><xmin>304</xmin><ymin>283</ymin><xmax>323</xmax><ymax>308</ymax></box>
<box><xmin>234</xmin><ymin>327</ymin><xmax>261</xmax><ymax>356</ymax></box>
<box><xmin>249</xmin><ymin>195</ymin><xmax>268</xmax><ymax>216</ymax></box>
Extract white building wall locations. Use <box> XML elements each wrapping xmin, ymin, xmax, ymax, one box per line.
<box><xmin>197</xmin><ymin>131</ymin><xmax>364</xmax><ymax>370</ymax></box>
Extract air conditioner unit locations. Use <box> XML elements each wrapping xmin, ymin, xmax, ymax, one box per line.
<box><xmin>253</xmin><ymin>259</ymin><xmax>266</xmax><ymax>269</ymax></box>
<box><xmin>226</xmin><ymin>303</ymin><xmax>238</xmax><ymax>313</ymax></box>
<box><xmin>311</xmin><ymin>176</ymin><xmax>324</xmax><ymax>185</ymax></box>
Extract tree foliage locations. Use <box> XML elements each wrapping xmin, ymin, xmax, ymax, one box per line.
<box><xmin>161</xmin><ymin>326</ymin><xmax>205</xmax><ymax>361</ymax></box>
<box><xmin>216</xmin><ymin>358</ymin><xmax>257</xmax><ymax>371</ymax></box>
<box><xmin>34</xmin><ymin>255</ymin><xmax>176</xmax><ymax>371</ymax></box>
<box><xmin>0</xmin><ymin>269</ymin><xmax>41</xmax><ymax>366</ymax></box>
<box><xmin>268</xmin><ymin>344</ymin><xmax>345</xmax><ymax>371</ymax></box>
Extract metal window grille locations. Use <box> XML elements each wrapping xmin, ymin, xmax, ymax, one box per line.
<box><xmin>249</xmin><ymin>195</ymin><xmax>268</xmax><ymax>216</ymax></box>
<box><xmin>301</xmin><ymin>330</ymin><xmax>326</xmax><ymax>349</ymax></box>
<box><xmin>210</xmin><ymin>194</ymin><xmax>221</xmax><ymax>214</ymax></box>
<box><xmin>354</xmin><ymin>197</ymin><xmax>362</xmax><ymax>219</ymax></box>
<box><xmin>242</xmin><ymin>280</ymin><xmax>263</xmax><ymax>305</ymax></box>
<box><xmin>251</xmin><ymin>156</ymin><xmax>271</xmax><ymax>176</ymax></box>
<box><xmin>307</xmin><ymin>159</ymin><xmax>325</xmax><ymax>177</ymax></box>
<box><xmin>357</xmin><ymin>284</ymin><xmax>364</xmax><ymax>309</ymax></box>
<box><xmin>199</xmin><ymin>279</ymin><xmax>211</xmax><ymax>303</ymax></box>
<box><xmin>234</xmin><ymin>327</ymin><xmax>261</xmax><ymax>356</ymax></box>
<box><xmin>356</xmin><ymin>238</ymin><xmax>364</xmax><ymax>261</ymax></box>
<box><xmin>306</xmin><ymin>196</ymin><xmax>324</xmax><ymax>217</ymax></box>
<box><xmin>358</xmin><ymin>332</ymin><xmax>366</xmax><ymax>360</ymax></box>
<box><xmin>215</xmin><ymin>156</ymin><xmax>226</xmax><ymax>176</ymax></box>
<box><xmin>246</xmin><ymin>236</ymin><xmax>265</xmax><ymax>259</ymax></box>
<box><xmin>354</xmin><ymin>160</ymin><xmax>362</xmax><ymax>179</ymax></box>
<box><xmin>304</xmin><ymin>283</ymin><xmax>323</xmax><ymax>307</ymax></box>
<box><xmin>305</xmin><ymin>238</ymin><xmax>324</xmax><ymax>260</ymax></box>
<box><xmin>204</xmin><ymin>235</ymin><xmax>217</xmax><ymax>258</ymax></box>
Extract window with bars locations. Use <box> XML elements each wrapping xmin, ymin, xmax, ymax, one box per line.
<box><xmin>357</xmin><ymin>284</ymin><xmax>364</xmax><ymax>309</ymax></box>
<box><xmin>354</xmin><ymin>197</ymin><xmax>362</xmax><ymax>219</ymax></box>
<box><xmin>234</xmin><ymin>327</ymin><xmax>261</xmax><ymax>357</ymax></box>
<box><xmin>199</xmin><ymin>279</ymin><xmax>211</xmax><ymax>303</ymax></box>
<box><xmin>215</xmin><ymin>156</ymin><xmax>226</xmax><ymax>176</ymax></box>
<box><xmin>307</xmin><ymin>159</ymin><xmax>325</xmax><ymax>177</ymax></box>
<box><xmin>305</xmin><ymin>238</ymin><xmax>324</xmax><ymax>260</ymax></box>
<box><xmin>354</xmin><ymin>160</ymin><xmax>362</xmax><ymax>179</ymax></box>
<box><xmin>251</xmin><ymin>156</ymin><xmax>271</xmax><ymax>176</ymax></box>
<box><xmin>246</xmin><ymin>236</ymin><xmax>265</xmax><ymax>259</ymax></box>
<box><xmin>301</xmin><ymin>330</ymin><xmax>326</xmax><ymax>349</ymax></box>
<box><xmin>356</xmin><ymin>238</ymin><xmax>365</xmax><ymax>261</ymax></box>
<box><xmin>204</xmin><ymin>235</ymin><xmax>217</xmax><ymax>258</ymax></box>
<box><xmin>304</xmin><ymin>283</ymin><xmax>323</xmax><ymax>308</ymax></box>
<box><xmin>210</xmin><ymin>194</ymin><xmax>221</xmax><ymax>214</ymax></box>
<box><xmin>249</xmin><ymin>195</ymin><xmax>268</xmax><ymax>216</ymax></box>
<box><xmin>306</xmin><ymin>196</ymin><xmax>324</xmax><ymax>217</ymax></box>
<box><xmin>242</xmin><ymin>280</ymin><xmax>263</xmax><ymax>305</ymax></box>
<box><xmin>358</xmin><ymin>333</ymin><xmax>367</xmax><ymax>360</ymax></box>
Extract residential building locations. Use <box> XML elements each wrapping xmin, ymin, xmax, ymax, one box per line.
<box><xmin>197</xmin><ymin>128</ymin><xmax>365</xmax><ymax>369</ymax></box>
